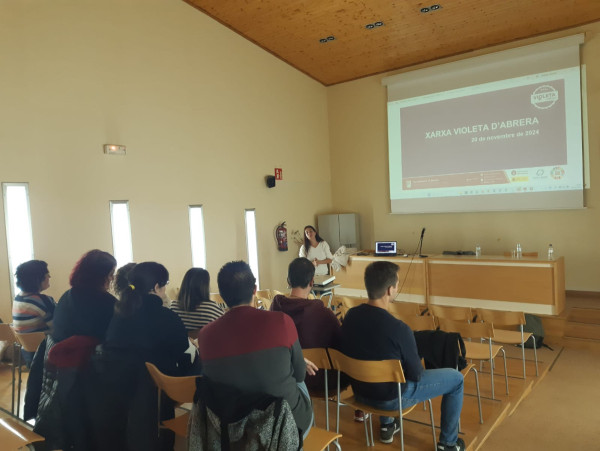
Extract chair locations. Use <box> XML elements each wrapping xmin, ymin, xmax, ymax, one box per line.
<box><xmin>0</xmin><ymin>324</ymin><xmax>17</xmax><ymax>414</ymax></box>
<box><xmin>209</xmin><ymin>293</ymin><xmax>225</xmax><ymax>304</ymax></box>
<box><xmin>327</xmin><ymin>348</ymin><xmax>436</xmax><ymax>450</ymax></box>
<box><xmin>256</xmin><ymin>289</ymin><xmax>272</xmax><ymax>300</ymax></box>
<box><xmin>255</xmin><ymin>290</ymin><xmax>273</xmax><ymax>310</ymax></box>
<box><xmin>302</xmin><ymin>348</ymin><xmax>333</xmax><ymax>431</ymax></box>
<box><xmin>145</xmin><ymin>362</ymin><xmax>199</xmax><ymax>438</ymax></box>
<box><xmin>388</xmin><ymin>301</ymin><xmax>421</xmax><ymax>317</ymax></box>
<box><xmin>10</xmin><ymin>328</ymin><xmax>46</xmax><ymax>418</ymax></box>
<box><xmin>337</xmin><ymin>296</ymin><xmax>365</xmax><ymax>320</ymax></box>
<box><xmin>478</xmin><ymin>309</ymin><xmax>539</xmax><ymax>378</ymax></box>
<box><xmin>429</xmin><ymin>305</ymin><xmax>474</xmax><ymax>322</ymax></box>
<box><xmin>0</xmin><ymin>417</ymin><xmax>45</xmax><ymax>450</ymax></box>
<box><xmin>461</xmin><ymin>363</ymin><xmax>483</xmax><ymax>424</ymax></box>
<box><xmin>400</xmin><ymin>314</ymin><xmax>437</xmax><ymax>331</ymax></box>
<box><xmin>436</xmin><ymin>318</ymin><xmax>508</xmax><ymax>400</ymax></box>
<box><xmin>303</xmin><ymin>427</ymin><xmax>342</xmax><ymax>451</ymax></box>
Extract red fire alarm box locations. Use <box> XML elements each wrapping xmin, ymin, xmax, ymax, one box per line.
<box><xmin>275</xmin><ymin>168</ymin><xmax>283</xmax><ymax>180</ymax></box>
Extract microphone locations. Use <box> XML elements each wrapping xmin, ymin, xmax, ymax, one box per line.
<box><xmin>418</xmin><ymin>227</ymin><xmax>427</xmax><ymax>258</ymax></box>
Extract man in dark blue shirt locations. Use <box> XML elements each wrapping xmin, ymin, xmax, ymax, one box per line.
<box><xmin>341</xmin><ymin>261</ymin><xmax>465</xmax><ymax>450</ymax></box>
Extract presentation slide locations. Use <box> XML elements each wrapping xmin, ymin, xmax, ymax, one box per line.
<box><xmin>388</xmin><ymin>67</ymin><xmax>583</xmax><ymax>213</ymax></box>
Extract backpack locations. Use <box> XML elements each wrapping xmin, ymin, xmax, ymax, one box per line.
<box><xmin>522</xmin><ymin>314</ymin><xmax>545</xmax><ymax>349</ymax></box>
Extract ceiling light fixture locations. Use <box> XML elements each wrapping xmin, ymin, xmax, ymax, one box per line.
<box><xmin>420</xmin><ymin>7</ymin><xmax>430</xmax><ymax>13</ymax></box>
<box><xmin>430</xmin><ymin>4</ymin><xmax>441</xmax><ymax>10</ymax></box>
<box><xmin>319</xmin><ymin>36</ymin><xmax>336</xmax><ymax>43</ymax></box>
<box><xmin>374</xmin><ymin>21</ymin><xmax>384</xmax><ymax>27</ymax></box>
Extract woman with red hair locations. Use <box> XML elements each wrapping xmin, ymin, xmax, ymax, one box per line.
<box><xmin>51</xmin><ymin>249</ymin><xmax>118</xmax><ymax>342</ymax></box>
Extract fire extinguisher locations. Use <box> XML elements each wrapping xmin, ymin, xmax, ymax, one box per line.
<box><xmin>275</xmin><ymin>221</ymin><xmax>288</xmax><ymax>251</ymax></box>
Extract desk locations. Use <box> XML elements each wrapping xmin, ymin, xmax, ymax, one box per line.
<box><xmin>427</xmin><ymin>255</ymin><xmax>565</xmax><ymax>315</ymax></box>
<box><xmin>333</xmin><ymin>255</ymin><xmax>427</xmax><ymax>303</ymax></box>
<box><xmin>312</xmin><ymin>283</ymin><xmax>340</xmax><ymax>308</ymax></box>
<box><xmin>332</xmin><ymin>254</ymin><xmax>565</xmax><ymax>315</ymax></box>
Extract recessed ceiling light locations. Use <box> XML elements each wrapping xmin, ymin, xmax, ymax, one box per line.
<box><xmin>430</xmin><ymin>4</ymin><xmax>441</xmax><ymax>10</ymax></box>
<box><xmin>365</xmin><ymin>23</ymin><xmax>375</xmax><ymax>29</ymax></box>
<box><xmin>319</xmin><ymin>36</ymin><xmax>336</xmax><ymax>43</ymax></box>
<box><xmin>420</xmin><ymin>7</ymin><xmax>430</xmax><ymax>13</ymax></box>
<box><xmin>327</xmin><ymin>36</ymin><xmax>335</xmax><ymax>41</ymax></box>
<box><xmin>374</xmin><ymin>21</ymin><xmax>384</xmax><ymax>27</ymax></box>
<box><xmin>319</xmin><ymin>38</ymin><xmax>328</xmax><ymax>43</ymax></box>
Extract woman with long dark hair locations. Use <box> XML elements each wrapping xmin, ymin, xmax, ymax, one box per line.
<box><xmin>299</xmin><ymin>225</ymin><xmax>333</xmax><ymax>276</ymax></box>
<box><xmin>170</xmin><ymin>268</ymin><xmax>225</xmax><ymax>337</ymax></box>
<box><xmin>52</xmin><ymin>249</ymin><xmax>117</xmax><ymax>342</ymax></box>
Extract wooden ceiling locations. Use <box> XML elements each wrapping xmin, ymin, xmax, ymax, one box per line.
<box><xmin>183</xmin><ymin>0</ymin><xmax>600</xmax><ymax>86</ymax></box>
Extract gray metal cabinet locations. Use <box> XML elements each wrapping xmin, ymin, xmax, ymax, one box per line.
<box><xmin>317</xmin><ymin>213</ymin><xmax>360</xmax><ymax>252</ymax></box>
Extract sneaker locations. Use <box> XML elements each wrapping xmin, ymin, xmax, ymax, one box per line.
<box><xmin>354</xmin><ymin>410</ymin><xmax>366</xmax><ymax>422</ymax></box>
<box><xmin>437</xmin><ymin>437</ymin><xmax>466</xmax><ymax>451</ymax></box>
<box><xmin>379</xmin><ymin>418</ymin><xmax>400</xmax><ymax>444</ymax></box>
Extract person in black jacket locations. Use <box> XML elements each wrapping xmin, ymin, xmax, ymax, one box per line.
<box><xmin>89</xmin><ymin>262</ymin><xmax>194</xmax><ymax>451</ymax></box>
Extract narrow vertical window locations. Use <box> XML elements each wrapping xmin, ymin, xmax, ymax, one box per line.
<box><xmin>244</xmin><ymin>209</ymin><xmax>260</xmax><ymax>289</ymax></box>
<box><xmin>110</xmin><ymin>201</ymin><xmax>133</xmax><ymax>269</ymax></box>
<box><xmin>189</xmin><ymin>205</ymin><xmax>206</xmax><ymax>268</ymax></box>
<box><xmin>2</xmin><ymin>183</ymin><xmax>34</xmax><ymax>297</ymax></box>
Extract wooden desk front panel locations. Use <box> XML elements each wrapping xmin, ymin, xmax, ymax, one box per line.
<box><xmin>334</xmin><ymin>256</ymin><xmax>427</xmax><ymax>301</ymax></box>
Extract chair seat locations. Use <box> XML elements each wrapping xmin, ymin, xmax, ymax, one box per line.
<box><xmin>341</xmin><ymin>395</ymin><xmax>418</xmax><ymax>418</ymax></box>
<box><xmin>163</xmin><ymin>412</ymin><xmax>190</xmax><ymax>437</ymax></box>
<box><xmin>303</xmin><ymin>427</ymin><xmax>342</xmax><ymax>451</ymax></box>
<box><xmin>491</xmin><ymin>329</ymin><xmax>533</xmax><ymax>345</ymax></box>
<box><xmin>0</xmin><ymin>418</ymin><xmax>45</xmax><ymax>450</ymax></box>
<box><xmin>464</xmin><ymin>341</ymin><xmax>503</xmax><ymax>360</ymax></box>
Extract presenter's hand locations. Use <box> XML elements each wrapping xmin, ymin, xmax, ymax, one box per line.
<box><xmin>304</xmin><ymin>358</ymin><xmax>318</xmax><ymax>376</ymax></box>
<box><xmin>312</xmin><ymin>259</ymin><xmax>318</xmax><ymax>267</ymax></box>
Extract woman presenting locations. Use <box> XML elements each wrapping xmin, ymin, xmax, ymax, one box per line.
<box><xmin>299</xmin><ymin>225</ymin><xmax>333</xmax><ymax>275</ymax></box>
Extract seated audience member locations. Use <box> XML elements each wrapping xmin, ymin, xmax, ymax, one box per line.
<box><xmin>34</xmin><ymin>250</ymin><xmax>117</xmax><ymax>449</ymax></box>
<box><xmin>271</xmin><ymin>257</ymin><xmax>345</xmax><ymax>392</ymax></box>
<box><xmin>12</xmin><ymin>260</ymin><xmax>56</xmax><ymax>366</ymax></box>
<box><xmin>170</xmin><ymin>267</ymin><xmax>225</xmax><ymax>338</ymax></box>
<box><xmin>112</xmin><ymin>262</ymin><xmax>137</xmax><ymax>298</ymax></box>
<box><xmin>92</xmin><ymin>262</ymin><xmax>193</xmax><ymax>450</ymax></box>
<box><xmin>198</xmin><ymin>261</ymin><xmax>314</xmax><ymax>439</ymax></box>
<box><xmin>341</xmin><ymin>261</ymin><xmax>465</xmax><ymax>450</ymax></box>
<box><xmin>52</xmin><ymin>249</ymin><xmax>118</xmax><ymax>343</ymax></box>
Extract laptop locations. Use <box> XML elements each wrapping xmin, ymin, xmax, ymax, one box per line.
<box><xmin>375</xmin><ymin>241</ymin><xmax>397</xmax><ymax>257</ymax></box>
<box><xmin>313</xmin><ymin>274</ymin><xmax>336</xmax><ymax>286</ymax></box>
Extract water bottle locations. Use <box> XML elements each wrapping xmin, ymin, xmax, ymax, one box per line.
<box><xmin>516</xmin><ymin>243</ymin><xmax>522</xmax><ymax>259</ymax></box>
<box><xmin>548</xmin><ymin>244</ymin><xmax>554</xmax><ymax>260</ymax></box>
<box><xmin>475</xmin><ymin>244</ymin><xmax>481</xmax><ymax>257</ymax></box>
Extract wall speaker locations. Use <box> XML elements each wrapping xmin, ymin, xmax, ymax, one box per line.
<box><xmin>265</xmin><ymin>175</ymin><xmax>276</xmax><ymax>188</ymax></box>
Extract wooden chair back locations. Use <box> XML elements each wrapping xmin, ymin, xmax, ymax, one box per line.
<box><xmin>401</xmin><ymin>314</ymin><xmax>436</xmax><ymax>331</ymax></box>
<box><xmin>11</xmin><ymin>329</ymin><xmax>46</xmax><ymax>353</ymax></box>
<box><xmin>0</xmin><ymin>324</ymin><xmax>16</xmax><ymax>343</ymax></box>
<box><xmin>145</xmin><ymin>362</ymin><xmax>198</xmax><ymax>404</ymax></box>
<box><xmin>478</xmin><ymin>309</ymin><xmax>526</xmax><ymax>327</ymax></box>
<box><xmin>302</xmin><ymin>347</ymin><xmax>331</xmax><ymax>371</ymax></box>
<box><xmin>255</xmin><ymin>289</ymin><xmax>271</xmax><ymax>300</ymax></box>
<box><xmin>388</xmin><ymin>301</ymin><xmax>421</xmax><ymax>317</ymax></box>
<box><xmin>437</xmin><ymin>317</ymin><xmax>494</xmax><ymax>340</ymax></box>
<box><xmin>209</xmin><ymin>293</ymin><xmax>226</xmax><ymax>305</ymax></box>
<box><xmin>429</xmin><ymin>304</ymin><xmax>473</xmax><ymax>322</ymax></box>
<box><xmin>327</xmin><ymin>348</ymin><xmax>405</xmax><ymax>384</ymax></box>
<box><xmin>0</xmin><ymin>418</ymin><xmax>45</xmax><ymax>450</ymax></box>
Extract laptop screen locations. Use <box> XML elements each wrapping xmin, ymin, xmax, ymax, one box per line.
<box><xmin>375</xmin><ymin>241</ymin><xmax>397</xmax><ymax>256</ymax></box>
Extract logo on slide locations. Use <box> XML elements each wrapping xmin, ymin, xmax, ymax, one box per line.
<box><xmin>550</xmin><ymin>167</ymin><xmax>565</xmax><ymax>180</ymax></box>
<box><xmin>531</xmin><ymin>85</ymin><xmax>558</xmax><ymax>110</ymax></box>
